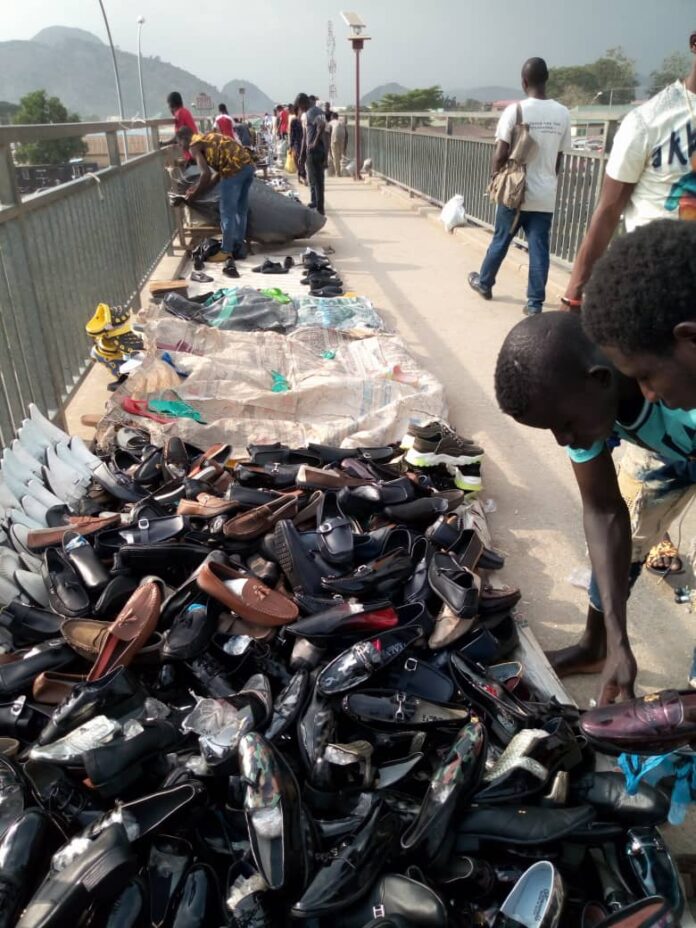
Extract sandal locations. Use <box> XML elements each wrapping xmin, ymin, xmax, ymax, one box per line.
<box><xmin>646</xmin><ymin>534</ymin><xmax>684</xmax><ymax>575</ymax></box>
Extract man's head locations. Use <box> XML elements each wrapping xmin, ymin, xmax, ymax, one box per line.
<box><xmin>218</xmin><ymin>103</ymin><xmax>228</xmax><ymax>114</ymax></box>
<box><xmin>495</xmin><ymin>312</ymin><xmax>619</xmax><ymax>451</ymax></box>
<box><xmin>167</xmin><ymin>91</ymin><xmax>183</xmax><ymax>114</ymax></box>
<box><xmin>690</xmin><ymin>31</ymin><xmax>696</xmax><ymax>54</ymax></box>
<box><xmin>175</xmin><ymin>126</ymin><xmax>194</xmax><ymax>153</ymax></box>
<box><xmin>583</xmin><ymin>220</ymin><xmax>696</xmax><ymax>410</ymax></box>
<box><xmin>521</xmin><ymin>57</ymin><xmax>549</xmax><ymax>93</ymax></box>
<box><xmin>309</xmin><ymin>95</ymin><xmax>317</xmax><ymax>106</ymax></box>
<box><xmin>295</xmin><ymin>93</ymin><xmax>310</xmax><ymax>114</ymax></box>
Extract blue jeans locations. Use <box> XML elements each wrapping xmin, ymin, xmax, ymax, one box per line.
<box><xmin>219</xmin><ymin>163</ymin><xmax>255</xmax><ymax>253</ymax></box>
<box><xmin>479</xmin><ymin>205</ymin><xmax>553</xmax><ymax>310</ymax></box>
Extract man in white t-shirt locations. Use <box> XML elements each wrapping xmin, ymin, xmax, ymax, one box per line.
<box><xmin>469</xmin><ymin>58</ymin><xmax>571</xmax><ymax>315</ymax></box>
<box><xmin>563</xmin><ymin>30</ymin><xmax>696</xmax><ymax>309</ymax></box>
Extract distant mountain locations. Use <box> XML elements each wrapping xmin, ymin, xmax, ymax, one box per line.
<box><xmin>221</xmin><ymin>80</ymin><xmax>275</xmax><ymax>115</ymax></box>
<box><xmin>0</xmin><ymin>26</ymin><xmax>274</xmax><ymax>120</ymax></box>
<box><xmin>361</xmin><ymin>83</ymin><xmax>410</xmax><ymax>106</ymax></box>
<box><xmin>449</xmin><ymin>85</ymin><xmax>524</xmax><ymax>103</ymax></box>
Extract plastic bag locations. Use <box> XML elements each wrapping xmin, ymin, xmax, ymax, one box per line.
<box><xmin>285</xmin><ymin>149</ymin><xmax>297</xmax><ymax>174</ymax></box>
<box><xmin>440</xmin><ymin>195</ymin><xmax>467</xmax><ymax>233</ymax></box>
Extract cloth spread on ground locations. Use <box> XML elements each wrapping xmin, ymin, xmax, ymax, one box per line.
<box><xmin>162</xmin><ymin>289</ymin><xmax>297</xmax><ymax>333</ymax></box>
<box><xmin>295</xmin><ymin>295</ymin><xmax>386</xmax><ymax>336</ymax></box>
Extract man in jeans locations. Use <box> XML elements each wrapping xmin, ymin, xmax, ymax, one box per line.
<box><xmin>296</xmin><ymin>92</ymin><xmax>327</xmax><ymax>215</ymax></box>
<box><xmin>468</xmin><ymin>58</ymin><xmax>571</xmax><ymax>315</ymax></box>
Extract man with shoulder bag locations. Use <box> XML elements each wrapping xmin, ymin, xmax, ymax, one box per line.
<box><xmin>468</xmin><ymin>57</ymin><xmax>571</xmax><ymax>315</ymax></box>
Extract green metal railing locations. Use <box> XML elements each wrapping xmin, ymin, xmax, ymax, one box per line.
<box><xmin>0</xmin><ymin>118</ymin><xmax>176</xmax><ymax>444</ymax></box>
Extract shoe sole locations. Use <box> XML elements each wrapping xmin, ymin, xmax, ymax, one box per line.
<box><xmin>405</xmin><ymin>449</ymin><xmax>483</xmax><ymax>467</ymax></box>
<box><xmin>452</xmin><ymin>470</ymin><xmax>482</xmax><ymax>492</ymax></box>
<box><xmin>273</xmin><ymin>522</ymin><xmax>301</xmax><ymax>590</ymax></box>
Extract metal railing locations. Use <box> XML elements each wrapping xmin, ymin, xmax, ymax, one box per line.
<box><xmin>348</xmin><ymin>111</ymin><xmax>621</xmax><ymax>267</ymax></box>
<box><xmin>0</xmin><ymin>118</ymin><xmax>177</xmax><ymax>444</ymax></box>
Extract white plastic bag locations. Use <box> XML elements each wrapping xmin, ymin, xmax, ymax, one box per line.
<box><xmin>440</xmin><ymin>195</ymin><xmax>467</xmax><ymax>233</ymax></box>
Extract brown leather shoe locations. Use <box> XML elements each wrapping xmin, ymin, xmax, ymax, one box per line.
<box><xmin>177</xmin><ymin>493</ymin><xmax>241</xmax><ymax>518</ymax></box>
<box><xmin>580</xmin><ymin>689</ymin><xmax>696</xmax><ymax>755</ymax></box>
<box><xmin>197</xmin><ymin>561</ymin><xmax>298</xmax><ymax>626</ymax></box>
<box><xmin>0</xmin><ymin>737</ymin><xmax>19</xmax><ymax>757</ymax></box>
<box><xmin>27</xmin><ymin>515</ymin><xmax>121</xmax><ymax>551</ymax></box>
<box><xmin>61</xmin><ymin>618</ymin><xmax>163</xmax><ymax>664</ymax></box>
<box><xmin>296</xmin><ymin>465</ymin><xmax>371</xmax><ymax>490</ymax></box>
<box><xmin>86</xmin><ymin>581</ymin><xmax>162</xmax><ymax>681</ymax></box>
<box><xmin>223</xmin><ymin>492</ymin><xmax>302</xmax><ymax>540</ymax></box>
<box><xmin>32</xmin><ymin>671</ymin><xmax>86</xmax><ymax>705</ymax></box>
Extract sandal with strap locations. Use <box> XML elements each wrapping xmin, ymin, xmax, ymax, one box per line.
<box><xmin>646</xmin><ymin>534</ymin><xmax>684</xmax><ymax>575</ymax></box>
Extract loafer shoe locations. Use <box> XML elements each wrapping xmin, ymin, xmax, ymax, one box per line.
<box><xmin>591</xmin><ymin>897</ymin><xmax>677</xmax><ymax>927</ymax></box>
<box><xmin>342</xmin><ymin>690</ymin><xmax>471</xmax><ymax>728</ymax></box>
<box><xmin>568</xmin><ymin>772</ymin><xmax>670</xmax><ymax>827</ymax></box>
<box><xmin>493</xmin><ymin>860</ymin><xmax>564</xmax><ymax>927</ymax></box>
<box><xmin>580</xmin><ymin>689</ymin><xmax>696</xmax><ymax>755</ymax></box>
<box><xmin>428</xmin><ymin>551</ymin><xmax>481</xmax><ymax>618</ymax></box>
<box><xmin>0</xmin><ymin>640</ymin><xmax>74</xmax><ymax>698</ymax></box>
<box><xmin>322</xmin><ymin>549</ymin><xmax>414</xmax><ymax>598</ymax></box>
<box><xmin>82</xmin><ymin>718</ymin><xmax>181</xmax><ymax>797</ymax></box>
<box><xmin>41</xmin><ymin>548</ymin><xmax>91</xmax><ymax>618</ymax></box>
<box><xmin>317</xmin><ymin>625</ymin><xmax>424</xmax><ymax>696</ymax></box>
<box><xmin>222</xmin><ymin>491</ymin><xmax>301</xmax><ymax>540</ymax></box>
<box><xmin>0</xmin><ymin>809</ymin><xmax>63</xmax><ymax>928</ymax></box>
<box><xmin>86</xmin><ymin>581</ymin><xmax>162</xmax><ymax>681</ymax></box>
<box><xmin>23</xmin><ymin>758</ymin><xmax>105</xmax><ymax>827</ymax></box>
<box><xmin>29</xmin><ymin>714</ymin><xmax>123</xmax><ymax>766</ymax></box>
<box><xmin>273</xmin><ymin>519</ymin><xmax>336</xmax><ymax>595</ymax></box>
<box><xmin>197</xmin><ymin>559</ymin><xmax>298</xmax><ymax>627</ymax></box>
<box><xmin>162</xmin><ymin>596</ymin><xmax>220</xmax><ymax>661</ymax></box>
<box><xmin>0</xmin><ymin>602</ymin><xmax>64</xmax><ymax>646</ymax></box>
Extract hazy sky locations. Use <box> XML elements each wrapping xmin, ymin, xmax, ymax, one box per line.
<box><xmin>4</xmin><ymin>0</ymin><xmax>695</xmax><ymax>102</ymax></box>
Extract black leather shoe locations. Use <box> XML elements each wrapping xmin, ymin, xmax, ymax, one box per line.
<box><xmin>321</xmin><ymin>549</ymin><xmax>414</xmax><ymax>598</ymax></box>
<box><xmin>186</xmin><ymin>651</ymin><xmax>238</xmax><ymax>698</ymax></box>
<box><xmin>342</xmin><ymin>689</ymin><xmax>471</xmax><ymax>728</ymax></box>
<box><xmin>337</xmin><ymin>478</ymin><xmax>414</xmax><ymax>519</ymax></box>
<box><xmin>291</xmin><ymin>801</ymin><xmax>398</xmax><ymax>918</ymax></box>
<box><xmin>317</xmin><ymin>625</ymin><xmax>424</xmax><ymax>696</ymax></box>
<box><xmin>24</xmin><ymin>759</ymin><xmax>104</xmax><ymax>828</ymax></box>
<box><xmin>0</xmin><ymin>755</ymin><xmax>27</xmax><ymax>840</ymax></box>
<box><xmin>169</xmin><ymin>863</ymin><xmax>222</xmax><ymax>927</ymax></box>
<box><xmin>273</xmin><ymin>519</ymin><xmax>336</xmax><ymax>594</ymax></box>
<box><xmin>0</xmin><ymin>602</ymin><xmax>64</xmax><ymax>645</ymax></box>
<box><xmin>287</xmin><ymin>601</ymin><xmax>398</xmax><ymax>640</ymax></box>
<box><xmin>337</xmin><ymin>873</ymin><xmax>448</xmax><ymax>928</ymax></box>
<box><xmin>265</xmin><ymin>670</ymin><xmax>310</xmax><ymax>741</ymax></box>
<box><xmin>147</xmin><ymin>836</ymin><xmax>192</xmax><ymax>928</ymax></box>
<box><xmin>0</xmin><ymin>697</ymin><xmax>51</xmax><ymax>742</ymax></box>
<box><xmin>162</xmin><ymin>595</ymin><xmax>221</xmax><ymax>661</ymax></box>
<box><xmin>297</xmin><ymin>675</ymin><xmax>336</xmax><ymax>778</ymax></box>
<box><xmin>83</xmin><ymin>719</ymin><xmax>182</xmax><ymax>798</ymax></box>
<box><xmin>0</xmin><ymin>809</ymin><xmax>64</xmax><ymax>928</ymax></box>
<box><xmin>401</xmin><ymin>720</ymin><xmax>486</xmax><ymax>863</ymax></box>
<box><xmin>428</xmin><ymin>551</ymin><xmax>481</xmax><ymax>618</ymax></box>
<box><xmin>225</xmin><ymin>861</ymin><xmax>275</xmax><ymax>928</ymax></box>
<box><xmin>450</xmin><ymin>652</ymin><xmax>531</xmax><ymax>744</ymax></box>
<box><xmin>93</xmin><ymin>575</ymin><xmax>140</xmax><ymax>619</ymax></box>
<box><xmin>315</xmin><ymin>490</ymin><xmax>354</xmax><ymax>565</ymax></box>
<box><xmin>41</xmin><ymin>548</ymin><xmax>91</xmax><ymax>618</ymax></box>
<box><xmin>568</xmin><ymin>773</ymin><xmax>670</xmax><ymax>827</ymax></box>
<box><xmin>95</xmin><ymin>878</ymin><xmax>146</xmax><ymax>928</ymax></box>
<box><xmin>623</xmin><ymin>827</ymin><xmax>684</xmax><ymax>921</ymax></box>
<box><xmin>0</xmin><ymin>641</ymin><xmax>75</xmax><ymax>698</ymax></box>
<box><xmin>62</xmin><ymin>532</ymin><xmax>110</xmax><ymax>592</ymax></box>
<box><xmin>17</xmin><ymin>823</ymin><xmax>136</xmax><ymax>928</ymax></box>
<box><xmin>239</xmin><ymin>732</ymin><xmax>309</xmax><ymax>892</ymax></box>
<box><xmin>195</xmin><ymin>674</ymin><xmax>272</xmax><ymax>769</ymax></box>
<box><xmin>384</xmin><ymin>497</ymin><xmax>449</xmax><ymax>525</ymax></box>
<box><xmin>37</xmin><ymin>667</ymin><xmax>146</xmax><ymax>747</ymax></box>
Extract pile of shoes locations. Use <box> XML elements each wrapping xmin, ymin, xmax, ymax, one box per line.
<box><xmin>300</xmin><ymin>248</ymin><xmax>345</xmax><ymax>297</ymax></box>
<box><xmin>85</xmin><ymin>303</ymin><xmax>143</xmax><ymax>376</ymax></box>
<box><xmin>402</xmin><ymin>419</ymin><xmax>485</xmax><ymax>494</ymax></box>
<box><xmin>0</xmin><ymin>406</ymin><xmax>687</xmax><ymax>927</ymax></box>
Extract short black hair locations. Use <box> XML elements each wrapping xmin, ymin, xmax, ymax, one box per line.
<box><xmin>522</xmin><ymin>57</ymin><xmax>549</xmax><ymax>86</ymax></box>
<box><xmin>295</xmin><ymin>93</ymin><xmax>310</xmax><ymax>110</ymax></box>
<box><xmin>583</xmin><ymin>220</ymin><xmax>696</xmax><ymax>357</ymax></box>
<box><xmin>495</xmin><ymin>311</ymin><xmax>598</xmax><ymax>417</ymax></box>
<box><xmin>167</xmin><ymin>91</ymin><xmax>183</xmax><ymax>108</ymax></box>
<box><xmin>218</xmin><ymin>103</ymin><xmax>228</xmax><ymax>113</ymax></box>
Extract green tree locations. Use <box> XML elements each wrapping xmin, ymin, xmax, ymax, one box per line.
<box><xmin>12</xmin><ymin>90</ymin><xmax>87</xmax><ymax>165</ymax></box>
<box><xmin>0</xmin><ymin>101</ymin><xmax>19</xmax><ymax>125</ymax></box>
<box><xmin>648</xmin><ymin>51</ymin><xmax>691</xmax><ymax>96</ymax></box>
<box><xmin>547</xmin><ymin>48</ymin><xmax>637</xmax><ymax>107</ymax></box>
<box><xmin>370</xmin><ymin>86</ymin><xmax>446</xmax><ymax>127</ymax></box>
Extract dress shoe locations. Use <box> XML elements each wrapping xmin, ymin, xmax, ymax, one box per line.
<box><xmin>170</xmin><ymin>863</ymin><xmax>222</xmax><ymax>927</ymax></box>
<box><xmin>314</xmin><ymin>490</ymin><xmax>354</xmax><ymax>565</ymax></box>
<box><xmin>592</xmin><ymin>897</ymin><xmax>677</xmax><ymax>927</ymax></box>
<box><xmin>26</xmin><ymin>515</ymin><xmax>120</xmax><ymax>552</ymax></box>
<box><xmin>94</xmin><ymin>574</ymin><xmax>141</xmax><ymax>618</ymax></box>
<box><xmin>580</xmin><ymin>689</ymin><xmax>696</xmax><ymax>755</ymax></box>
<box><xmin>0</xmin><ymin>756</ymin><xmax>27</xmax><ymax>839</ymax></box>
<box><xmin>493</xmin><ymin>860</ymin><xmax>564</xmax><ymax>927</ymax></box>
<box><xmin>95</xmin><ymin>878</ymin><xmax>146</xmax><ymax>928</ymax></box>
<box><xmin>297</xmin><ymin>675</ymin><xmax>336</xmax><ymax>777</ymax></box>
<box><xmin>402</xmin><ymin>719</ymin><xmax>486</xmax><ymax>863</ymax></box>
<box><xmin>287</xmin><ymin>601</ymin><xmax>399</xmax><ymax>639</ymax></box>
<box><xmin>177</xmin><ymin>492</ymin><xmax>241</xmax><ymax>518</ymax></box>
<box><xmin>86</xmin><ymin>581</ymin><xmax>162</xmax><ymax>681</ymax></box>
<box><xmin>41</xmin><ymin>548</ymin><xmax>91</xmax><ymax>617</ymax></box>
<box><xmin>0</xmin><ymin>602</ymin><xmax>64</xmax><ymax>645</ymax></box>
<box><xmin>273</xmin><ymin>518</ymin><xmax>337</xmax><ymax>594</ymax></box>
<box><xmin>225</xmin><ymin>861</ymin><xmax>275</xmax><ymax>928</ymax></box>
<box><xmin>239</xmin><ymin>732</ymin><xmax>308</xmax><ymax>891</ymax></box>
<box><xmin>568</xmin><ymin>773</ymin><xmax>670</xmax><ymax>827</ymax></box>
<box><xmin>24</xmin><ymin>759</ymin><xmax>105</xmax><ymax>828</ymax></box>
<box><xmin>624</xmin><ymin>827</ymin><xmax>683</xmax><ymax>920</ymax></box>
<box><xmin>317</xmin><ymin>625</ymin><xmax>424</xmax><ymax>695</ymax></box>
<box><xmin>16</xmin><ymin>823</ymin><xmax>136</xmax><ymax>928</ymax></box>
<box><xmin>265</xmin><ymin>669</ymin><xmax>310</xmax><ymax>740</ymax></box>
<box><xmin>0</xmin><ymin>641</ymin><xmax>74</xmax><ymax>698</ymax></box>
<box><xmin>455</xmin><ymin>804</ymin><xmax>595</xmax><ymax>849</ymax></box>
<box><xmin>62</xmin><ymin>531</ymin><xmax>109</xmax><ymax>591</ymax></box>
<box><xmin>291</xmin><ymin>801</ymin><xmax>398</xmax><ymax>918</ymax></box>
<box><xmin>162</xmin><ymin>596</ymin><xmax>221</xmax><ymax>661</ymax></box>
<box><xmin>29</xmin><ymin>714</ymin><xmax>123</xmax><ymax>766</ymax></box>
<box><xmin>234</xmin><ymin>463</ymin><xmax>300</xmax><ymax>489</ymax></box>
<box><xmin>197</xmin><ymin>560</ymin><xmax>298</xmax><ymax>626</ymax></box>
<box><xmin>186</xmin><ymin>651</ymin><xmax>238</xmax><ymax>698</ymax></box>
<box><xmin>428</xmin><ymin>551</ymin><xmax>481</xmax><ymax>618</ymax></box>
<box><xmin>450</xmin><ymin>653</ymin><xmax>532</xmax><ymax>744</ymax></box>
<box><xmin>337</xmin><ymin>873</ymin><xmax>448</xmax><ymax>928</ymax></box>
<box><xmin>83</xmin><ymin>718</ymin><xmax>182</xmax><ymax>798</ymax></box>
<box><xmin>0</xmin><ymin>809</ymin><xmax>64</xmax><ymax>928</ymax></box>
<box><xmin>37</xmin><ymin>666</ymin><xmax>146</xmax><ymax>746</ymax></box>
<box><xmin>321</xmin><ymin>549</ymin><xmax>414</xmax><ymax>598</ymax></box>
<box><xmin>223</xmin><ymin>491</ymin><xmax>301</xmax><ymax>540</ymax></box>
<box><xmin>61</xmin><ymin>618</ymin><xmax>162</xmax><ymax>665</ymax></box>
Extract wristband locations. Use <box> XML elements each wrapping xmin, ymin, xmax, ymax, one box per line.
<box><xmin>561</xmin><ymin>297</ymin><xmax>582</xmax><ymax>309</ymax></box>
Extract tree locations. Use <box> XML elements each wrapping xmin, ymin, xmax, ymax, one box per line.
<box><xmin>12</xmin><ymin>90</ymin><xmax>87</xmax><ymax>165</ymax></box>
<box><xmin>370</xmin><ymin>86</ymin><xmax>446</xmax><ymax>127</ymax></box>
<box><xmin>0</xmin><ymin>101</ymin><xmax>19</xmax><ymax>125</ymax></box>
<box><xmin>592</xmin><ymin>47</ymin><xmax>638</xmax><ymax>104</ymax></box>
<box><xmin>649</xmin><ymin>52</ymin><xmax>690</xmax><ymax>96</ymax></box>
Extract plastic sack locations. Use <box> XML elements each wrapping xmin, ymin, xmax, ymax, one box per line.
<box><xmin>440</xmin><ymin>195</ymin><xmax>467</xmax><ymax>233</ymax></box>
<box><xmin>285</xmin><ymin>149</ymin><xmax>297</xmax><ymax>174</ymax></box>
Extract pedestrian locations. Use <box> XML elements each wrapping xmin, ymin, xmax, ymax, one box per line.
<box><xmin>561</xmin><ymin>30</ymin><xmax>696</xmax><ymax>576</ymax></box>
<box><xmin>234</xmin><ymin>118</ymin><xmax>252</xmax><ymax>148</ymax></box>
<box><xmin>329</xmin><ymin>113</ymin><xmax>348</xmax><ymax>177</ymax></box>
<box><xmin>468</xmin><ymin>58</ymin><xmax>571</xmax><ymax>315</ymax></box>
<box><xmin>160</xmin><ymin>91</ymin><xmax>198</xmax><ymax>160</ymax></box>
<box><xmin>177</xmin><ymin>126</ymin><xmax>255</xmax><ymax>260</ymax></box>
<box><xmin>278</xmin><ymin>105</ymin><xmax>289</xmax><ymax>140</ymax></box>
<box><xmin>214</xmin><ymin>103</ymin><xmax>235</xmax><ymax>138</ymax></box>
<box><xmin>295</xmin><ymin>92</ymin><xmax>327</xmax><ymax>215</ymax></box>
<box><xmin>288</xmin><ymin>103</ymin><xmax>306</xmax><ymax>184</ymax></box>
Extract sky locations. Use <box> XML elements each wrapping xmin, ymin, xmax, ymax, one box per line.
<box><xmin>3</xmin><ymin>0</ymin><xmax>695</xmax><ymax>102</ymax></box>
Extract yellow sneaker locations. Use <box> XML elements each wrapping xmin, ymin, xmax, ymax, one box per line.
<box><xmin>85</xmin><ymin>303</ymin><xmax>111</xmax><ymax>336</ymax></box>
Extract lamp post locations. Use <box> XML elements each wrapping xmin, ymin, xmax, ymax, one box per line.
<box><xmin>341</xmin><ymin>12</ymin><xmax>370</xmax><ymax>181</ymax></box>
<box><xmin>136</xmin><ymin>16</ymin><xmax>147</xmax><ymax>121</ymax></box>
<box><xmin>239</xmin><ymin>87</ymin><xmax>246</xmax><ymax>120</ymax></box>
<box><xmin>97</xmin><ymin>0</ymin><xmax>129</xmax><ymax>159</ymax></box>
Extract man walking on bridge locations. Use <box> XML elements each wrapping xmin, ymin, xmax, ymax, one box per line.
<box><xmin>468</xmin><ymin>58</ymin><xmax>571</xmax><ymax>315</ymax></box>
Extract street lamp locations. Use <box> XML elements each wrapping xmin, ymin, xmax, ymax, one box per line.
<box><xmin>136</xmin><ymin>16</ymin><xmax>148</xmax><ymax>123</ymax></box>
<box><xmin>97</xmin><ymin>0</ymin><xmax>129</xmax><ymax>159</ymax></box>
<box><xmin>239</xmin><ymin>87</ymin><xmax>246</xmax><ymax>120</ymax></box>
<box><xmin>341</xmin><ymin>11</ymin><xmax>370</xmax><ymax>181</ymax></box>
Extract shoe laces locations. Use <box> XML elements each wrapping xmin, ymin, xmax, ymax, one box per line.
<box><xmin>47</xmin><ymin>779</ymin><xmax>86</xmax><ymax>814</ymax></box>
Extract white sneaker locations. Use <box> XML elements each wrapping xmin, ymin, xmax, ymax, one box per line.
<box><xmin>28</xmin><ymin>403</ymin><xmax>71</xmax><ymax>445</ymax></box>
<box><xmin>0</xmin><ymin>482</ymin><xmax>20</xmax><ymax>512</ymax></box>
<box><xmin>53</xmin><ymin>443</ymin><xmax>92</xmax><ymax>482</ymax></box>
<box><xmin>0</xmin><ymin>575</ymin><xmax>19</xmax><ymax>606</ymax></box>
<box><xmin>14</xmin><ymin>569</ymin><xmax>50</xmax><ymax>608</ymax></box>
<box><xmin>18</xmin><ymin>420</ymin><xmax>53</xmax><ymax>456</ymax></box>
<box><xmin>4</xmin><ymin>445</ymin><xmax>42</xmax><ymax>476</ymax></box>
<box><xmin>8</xmin><ymin>523</ymin><xmax>31</xmax><ymax>555</ymax></box>
<box><xmin>69</xmin><ymin>436</ymin><xmax>102</xmax><ymax>471</ymax></box>
<box><xmin>25</xmin><ymin>480</ymin><xmax>63</xmax><ymax>510</ymax></box>
<box><xmin>21</xmin><ymin>495</ymin><xmax>49</xmax><ymax>527</ymax></box>
<box><xmin>7</xmin><ymin>509</ymin><xmax>43</xmax><ymax>530</ymax></box>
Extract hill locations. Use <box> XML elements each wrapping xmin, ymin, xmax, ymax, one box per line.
<box><xmin>221</xmin><ymin>80</ymin><xmax>275</xmax><ymax>115</ymax></box>
<box><xmin>0</xmin><ymin>26</ymin><xmax>274</xmax><ymax>119</ymax></box>
<box><xmin>361</xmin><ymin>83</ymin><xmax>410</xmax><ymax>106</ymax></box>
<box><xmin>448</xmin><ymin>85</ymin><xmax>524</xmax><ymax>103</ymax></box>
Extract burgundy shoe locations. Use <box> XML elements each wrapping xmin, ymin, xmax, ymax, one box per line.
<box><xmin>593</xmin><ymin>896</ymin><xmax>677</xmax><ymax>927</ymax></box>
<box><xmin>580</xmin><ymin>689</ymin><xmax>696</xmax><ymax>755</ymax></box>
